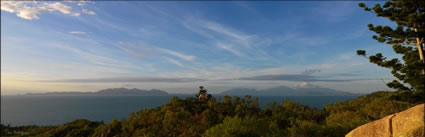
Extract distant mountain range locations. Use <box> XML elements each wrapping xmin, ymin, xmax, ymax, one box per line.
<box><xmin>218</xmin><ymin>85</ymin><xmax>358</xmax><ymax>96</ymax></box>
<box><xmin>25</xmin><ymin>88</ymin><xmax>168</xmax><ymax>96</ymax></box>
<box><xmin>24</xmin><ymin>85</ymin><xmax>359</xmax><ymax>96</ymax></box>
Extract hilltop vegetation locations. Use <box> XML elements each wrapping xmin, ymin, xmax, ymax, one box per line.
<box><xmin>1</xmin><ymin>90</ymin><xmax>422</xmax><ymax>137</ymax></box>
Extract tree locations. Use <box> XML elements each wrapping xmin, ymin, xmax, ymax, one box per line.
<box><xmin>357</xmin><ymin>0</ymin><xmax>425</xmax><ymax>93</ymax></box>
<box><xmin>202</xmin><ymin>116</ymin><xmax>280</xmax><ymax>137</ymax></box>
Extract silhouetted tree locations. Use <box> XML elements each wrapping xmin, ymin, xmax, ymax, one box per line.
<box><xmin>357</xmin><ymin>0</ymin><xmax>425</xmax><ymax>94</ymax></box>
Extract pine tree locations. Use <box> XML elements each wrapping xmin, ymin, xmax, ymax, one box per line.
<box><xmin>357</xmin><ymin>0</ymin><xmax>425</xmax><ymax>93</ymax></box>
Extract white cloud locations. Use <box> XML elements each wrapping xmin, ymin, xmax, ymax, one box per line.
<box><xmin>72</xmin><ymin>12</ymin><xmax>80</xmax><ymax>16</ymax></box>
<box><xmin>116</xmin><ymin>42</ymin><xmax>197</xmax><ymax>64</ymax></box>
<box><xmin>159</xmin><ymin>59</ymin><xmax>376</xmax><ymax>83</ymax></box>
<box><xmin>164</xmin><ymin>57</ymin><xmax>183</xmax><ymax>67</ymax></box>
<box><xmin>183</xmin><ymin>18</ymin><xmax>254</xmax><ymax>48</ymax></box>
<box><xmin>0</xmin><ymin>1</ymin><xmax>24</xmax><ymax>13</ymax></box>
<box><xmin>1</xmin><ymin>1</ymin><xmax>96</xmax><ymax>20</ymax></box>
<box><xmin>77</xmin><ymin>1</ymin><xmax>86</xmax><ymax>7</ymax></box>
<box><xmin>296</xmin><ymin>82</ymin><xmax>320</xmax><ymax>88</ymax></box>
<box><xmin>69</xmin><ymin>31</ymin><xmax>87</xmax><ymax>34</ymax></box>
<box><xmin>181</xmin><ymin>18</ymin><xmax>276</xmax><ymax>60</ymax></box>
<box><xmin>158</xmin><ymin>48</ymin><xmax>195</xmax><ymax>61</ymax></box>
<box><xmin>217</xmin><ymin>43</ymin><xmax>244</xmax><ymax>57</ymax></box>
<box><xmin>17</xmin><ymin>7</ymin><xmax>44</xmax><ymax>20</ymax></box>
<box><xmin>49</xmin><ymin>43</ymin><xmax>132</xmax><ymax>69</ymax></box>
<box><xmin>82</xmin><ymin>9</ymin><xmax>96</xmax><ymax>15</ymax></box>
<box><xmin>119</xmin><ymin>45</ymin><xmax>146</xmax><ymax>57</ymax></box>
<box><xmin>204</xmin><ymin>22</ymin><xmax>252</xmax><ymax>47</ymax></box>
<box><xmin>1</xmin><ymin>1</ymin><xmax>43</xmax><ymax>20</ymax></box>
<box><xmin>48</xmin><ymin>2</ymin><xmax>72</xmax><ymax>14</ymax></box>
<box><xmin>116</xmin><ymin>42</ymin><xmax>197</xmax><ymax>68</ymax></box>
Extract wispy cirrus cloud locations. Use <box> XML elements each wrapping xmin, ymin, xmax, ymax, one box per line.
<box><xmin>2</xmin><ymin>2</ymin><xmax>397</xmax><ymax>95</ymax></box>
<box><xmin>116</xmin><ymin>42</ymin><xmax>196</xmax><ymax>68</ymax></box>
<box><xmin>182</xmin><ymin>18</ymin><xmax>254</xmax><ymax>47</ymax></box>
<box><xmin>117</xmin><ymin>42</ymin><xmax>195</xmax><ymax>61</ymax></box>
<box><xmin>69</xmin><ymin>31</ymin><xmax>87</xmax><ymax>34</ymax></box>
<box><xmin>217</xmin><ymin>43</ymin><xmax>245</xmax><ymax>57</ymax></box>
<box><xmin>49</xmin><ymin>43</ymin><xmax>136</xmax><ymax>70</ymax></box>
<box><xmin>203</xmin><ymin>21</ymin><xmax>253</xmax><ymax>47</ymax></box>
<box><xmin>181</xmin><ymin>17</ymin><xmax>272</xmax><ymax>59</ymax></box>
<box><xmin>164</xmin><ymin>57</ymin><xmax>183</xmax><ymax>67</ymax></box>
<box><xmin>1</xmin><ymin>1</ymin><xmax>96</xmax><ymax>20</ymax></box>
<box><xmin>158</xmin><ymin>48</ymin><xmax>196</xmax><ymax>61</ymax></box>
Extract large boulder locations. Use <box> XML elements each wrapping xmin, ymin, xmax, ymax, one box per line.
<box><xmin>346</xmin><ymin>104</ymin><xmax>424</xmax><ymax>137</ymax></box>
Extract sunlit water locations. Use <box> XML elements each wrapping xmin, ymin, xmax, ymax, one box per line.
<box><xmin>1</xmin><ymin>95</ymin><xmax>357</xmax><ymax>126</ymax></box>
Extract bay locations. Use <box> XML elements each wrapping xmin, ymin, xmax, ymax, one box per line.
<box><xmin>1</xmin><ymin>95</ymin><xmax>357</xmax><ymax>126</ymax></box>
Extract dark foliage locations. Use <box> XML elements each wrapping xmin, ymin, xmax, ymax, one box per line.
<box><xmin>357</xmin><ymin>0</ymin><xmax>425</xmax><ymax>94</ymax></box>
<box><xmin>1</xmin><ymin>91</ymin><xmax>421</xmax><ymax>137</ymax></box>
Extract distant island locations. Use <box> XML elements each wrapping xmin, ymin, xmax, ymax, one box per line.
<box><xmin>25</xmin><ymin>88</ymin><xmax>168</xmax><ymax>96</ymax></box>
<box><xmin>218</xmin><ymin>85</ymin><xmax>359</xmax><ymax>96</ymax></box>
<box><xmin>24</xmin><ymin>85</ymin><xmax>359</xmax><ymax>96</ymax></box>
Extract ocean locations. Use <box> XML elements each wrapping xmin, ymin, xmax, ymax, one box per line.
<box><xmin>1</xmin><ymin>95</ymin><xmax>357</xmax><ymax>126</ymax></box>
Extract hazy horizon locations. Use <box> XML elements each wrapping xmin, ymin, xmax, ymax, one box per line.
<box><xmin>1</xmin><ymin>1</ymin><xmax>397</xmax><ymax>95</ymax></box>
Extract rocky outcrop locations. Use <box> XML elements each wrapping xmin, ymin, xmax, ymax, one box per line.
<box><xmin>346</xmin><ymin>104</ymin><xmax>424</xmax><ymax>137</ymax></box>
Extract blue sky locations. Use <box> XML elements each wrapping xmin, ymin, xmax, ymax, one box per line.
<box><xmin>1</xmin><ymin>1</ymin><xmax>399</xmax><ymax>95</ymax></box>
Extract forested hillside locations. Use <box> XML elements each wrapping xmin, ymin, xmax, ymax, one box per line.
<box><xmin>1</xmin><ymin>90</ymin><xmax>422</xmax><ymax>137</ymax></box>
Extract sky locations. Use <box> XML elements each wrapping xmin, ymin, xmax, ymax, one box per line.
<box><xmin>1</xmin><ymin>1</ymin><xmax>400</xmax><ymax>95</ymax></box>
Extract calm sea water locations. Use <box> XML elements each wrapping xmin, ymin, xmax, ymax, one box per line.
<box><xmin>1</xmin><ymin>95</ymin><xmax>357</xmax><ymax>126</ymax></box>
